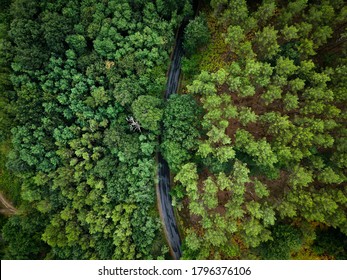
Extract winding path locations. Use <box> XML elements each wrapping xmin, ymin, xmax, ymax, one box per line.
<box><xmin>156</xmin><ymin>24</ymin><xmax>185</xmax><ymax>260</ymax></box>
<box><xmin>0</xmin><ymin>192</ymin><xmax>17</xmax><ymax>215</ymax></box>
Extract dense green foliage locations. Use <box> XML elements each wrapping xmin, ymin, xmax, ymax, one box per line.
<box><xmin>257</xmin><ymin>224</ymin><xmax>303</xmax><ymax>259</ymax></box>
<box><xmin>164</xmin><ymin>0</ymin><xmax>347</xmax><ymax>259</ymax></box>
<box><xmin>2</xmin><ymin>210</ymin><xmax>49</xmax><ymax>259</ymax></box>
<box><xmin>183</xmin><ymin>15</ymin><xmax>210</xmax><ymax>56</ymax></box>
<box><xmin>0</xmin><ymin>0</ymin><xmax>346</xmax><ymax>260</ymax></box>
<box><xmin>161</xmin><ymin>94</ymin><xmax>201</xmax><ymax>173</ymax></box>
<box><xmin>0</xmin><ymin>0</ymin><xmax>192</xmax><ymax>259</ymax></box>
<box><xmin>312</xmin><ymin>227</ymin><xmax>347</xmax><ymax>260</ymax></box>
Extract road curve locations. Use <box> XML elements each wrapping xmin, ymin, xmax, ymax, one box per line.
<box><xmin>157</xmin><ymin>23</ymin><xmax>185</xmax><ymax>260</ymax></box>
<box><xmin>0</xmin><ymin>192</ymin><xmax>17</xmax><ymax>215</ymax></box>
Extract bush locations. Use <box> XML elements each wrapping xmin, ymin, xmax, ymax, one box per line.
<box><xmin>257</xmin><ymin>224</ymin><xmax>303</xmax><ymax>259</ymax></box>
<box><xmin>183</xmin><ymin>15</ymin><xmax>210</xmax><ymax>56</ymax></box>
<box><xmin>313</xmin><ymin>228</ymin><xmax>347</xmax><ymax>260</ymax></box>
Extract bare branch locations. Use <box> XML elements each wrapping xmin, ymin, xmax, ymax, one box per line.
<box><xmin>126</xmin><ymin>116</ymin><xmax>142</xmax><ymax>132</ymax></box>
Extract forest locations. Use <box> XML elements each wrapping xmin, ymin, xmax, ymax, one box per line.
<box><xmin>0</xmin><ymin>0</ymin><xmax>346</xmax><ymax>260</ymax></box>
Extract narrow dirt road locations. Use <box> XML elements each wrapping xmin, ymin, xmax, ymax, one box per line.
<box><xmin>0</xmin><ymin>192</ymin><xmax>17</xmax><ymax>215</ymax></box>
